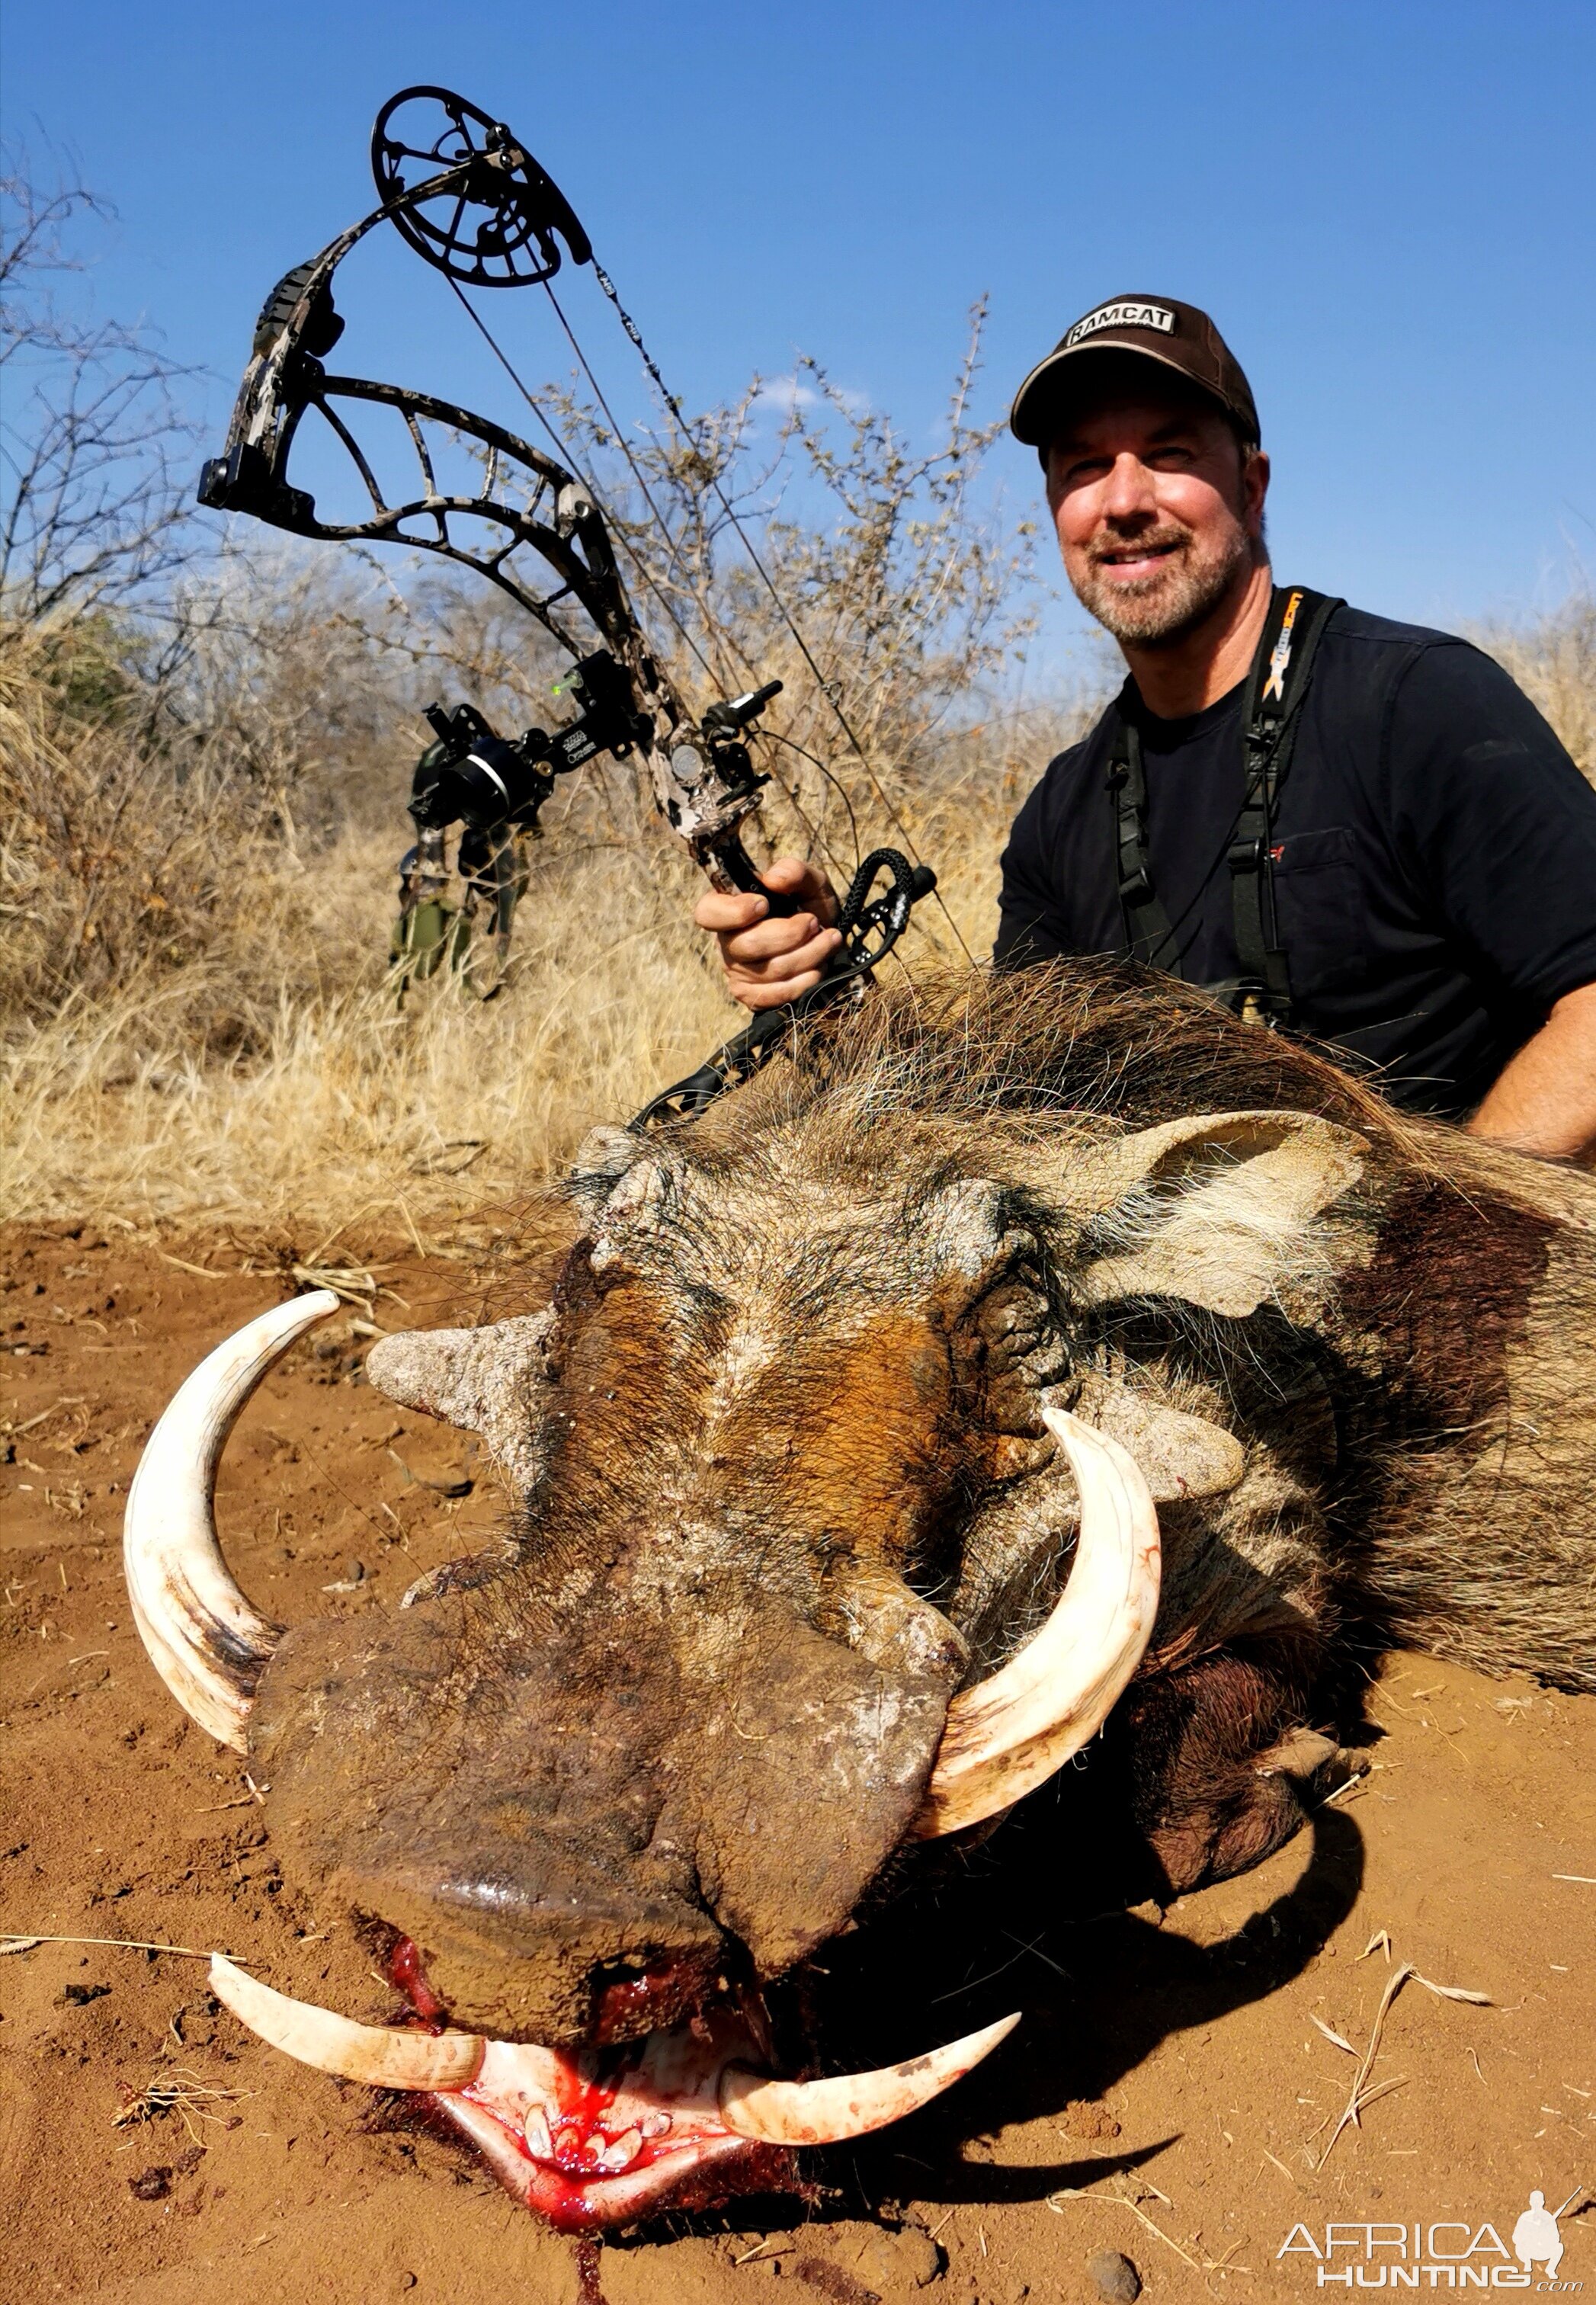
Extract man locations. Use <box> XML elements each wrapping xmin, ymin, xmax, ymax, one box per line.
<box><xmin>697</xmin><ymin>296</ymin><xmax>1596</xmax><ymax>1159</ymax></box>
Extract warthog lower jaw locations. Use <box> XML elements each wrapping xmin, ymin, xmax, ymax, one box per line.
<box><xmin>429</xmin><ymin>2020</ymin><xmax>793</xmax><ymax>2232</ymax></box>
<box><xmin>210</xmin><ymin>1941</ymin><xmax>1017</xmax><ymax>2231</ymax></box>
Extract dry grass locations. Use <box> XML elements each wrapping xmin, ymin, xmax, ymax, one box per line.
<box><xmin>0</xmin><ymin>607</ymin><xmax>1064</xmax><ymax>1231</ymax></box>
<box><xmin>1476</xmin><ymin>590</ymin><xmax>1596</xmax><ymax>783</ymax></box>
<box><xmin>1311</xmin><ymin>1951</ymin><xmax>1490</xmax><ymax>2170</ymax></box>
<box><xmin>2</xmin><ymin>835</ymin><xmax>726</xmax><ymax>1230</ymax></box>
<box><xmin>0</xmin><ymin>803</ymin><xmax>1044</xmax><ymax>1233</ymax></box>
<box><xmin>0</xmin><ymin>289</ymin><xmax>1084</xmax><ymax>1235</ymax></box>
<box><xmin>3</xmin><ymin>579</ymin><xmax>1590</xmax><ymax>1237</ymax></box>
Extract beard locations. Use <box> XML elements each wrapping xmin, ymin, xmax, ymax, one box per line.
<box><xmin>1069</xmin><ymin>514</ymin><xmax>1253</xmax><ymax>647</ymax></box>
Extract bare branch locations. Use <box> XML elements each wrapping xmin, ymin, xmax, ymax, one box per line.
<box><xmin>1</xmin><ymin>151</ymin><xmax>204</xmax><ymax>617</ymax></box>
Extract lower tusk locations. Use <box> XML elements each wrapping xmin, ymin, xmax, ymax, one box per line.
<box><xmin>912</xmin><ymin>1409</ymin><xmax>1161</xmax><ymax>1839</ymax></box>
<box><xmin>716</xmin><ymin>2012</ymin><xmax>1018</xmax><ymax>2146</ymax></box>
<box><xmin>123</xmin><ymin>1290</ymin><xmax>340</xmax><ymax>1749</ymax></box>
<box><xmin>210</xmin><ymin>1955</ymin><xmax>484</xmax><ymax>2091</ymax></box>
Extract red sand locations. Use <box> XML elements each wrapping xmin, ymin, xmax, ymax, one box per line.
<box><xmin>3</xmin><ymin>1227</ymin><xmax>1592</xmax><ymax>2303</ymax></box>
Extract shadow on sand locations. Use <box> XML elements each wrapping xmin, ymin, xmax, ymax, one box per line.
<box><xmin>681</xmin><ymin>1783</ymin><xmax>1365</xmax><ymax>2236</ymax></box>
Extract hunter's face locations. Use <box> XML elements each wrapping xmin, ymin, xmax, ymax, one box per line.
<box><xmin>1044</xmin><ymin>382</ymin><xmax>1268</xmax><ymax>648</ymax></box>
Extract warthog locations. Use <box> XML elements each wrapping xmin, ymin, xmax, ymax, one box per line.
<box><xmin>124</xmin><ymin>963</ymin><xmax>1595</xmax><ymax>2231</ymax></box>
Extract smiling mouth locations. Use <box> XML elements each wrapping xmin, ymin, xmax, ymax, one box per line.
<box><xmin>1093</xmin><ymin>540</ymin><xmax>1184</xmax><ymax>581</ymax></box>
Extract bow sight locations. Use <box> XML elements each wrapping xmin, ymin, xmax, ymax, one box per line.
<box><xmin>411</xmin><ymin>652</ymin><xmax>649</xmax><ymax>836</ymax></box>
<box><xmin>199</xmin><ymin>85</ymin><xmax>939</xmax><ymax>1117</ymax></box>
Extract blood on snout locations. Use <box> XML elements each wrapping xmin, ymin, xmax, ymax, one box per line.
<box><xmin>386</xmin><ymin>1934</ymin><xmax>447</xmax><ymax>2024</ymax></box>
<box><xmin>591</xmin><ymin>1960</ymin><xmax>703</xmax><ymax>2044</ymax></box>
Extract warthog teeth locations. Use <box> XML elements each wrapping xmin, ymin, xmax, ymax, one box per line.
<box><xmin>210</xmin><ymin>1954</ymin><xmax>485</xmax><ymax>2091</ymax></box>
<box><xmin>122</xmin><ymin>1292</ymin><xmax>341</xmax><ymax>1749</ymax></box>
<box><xmin>911</xmin><ymin>1409</ymin><xmax>1162</xmax><ymax>1839</ymax></box>
<box><xmin>715</xmin><ymin>2011</ymin><xmax>1020</xmax><ymax>2146</ymax></box>
<box><xmin>595</xmin><ymin>2127</ymin><xmax>645</xmax><ymax>2172</ymax></box>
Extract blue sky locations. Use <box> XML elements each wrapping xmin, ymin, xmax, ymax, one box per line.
<box><xmin>5</xmin><ymin>0</ymin><xmax>1594</xmax><ymax>678</ymax></box>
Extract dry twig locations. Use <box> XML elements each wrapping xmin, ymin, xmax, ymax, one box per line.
<box><xmin>0</xmin><ymin>1931</ymin><xmax>227</xmax><ymax>1957</ymax></box>
<box><xmin>114</xmin><ymin>2065</ymin><xmax>257</xmax><ymax>2145</ymax></box>
<box><xmin>1315</xmin><ymin>1963</ymin><xmax>1491</xmax><ymax>2168</ymax></box>
<box><xmin>1049</xmin><ymin>2182</ymin><xmax>1251</xmax><ymax>2278</ymax></box>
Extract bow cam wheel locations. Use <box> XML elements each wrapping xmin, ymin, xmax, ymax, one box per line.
<box><xmin>371</xmin><ymin>85</ymin><xmax>591</xmax><ymax>287</ymax></box>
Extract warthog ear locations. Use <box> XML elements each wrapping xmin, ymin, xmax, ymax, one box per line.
<box><xmin>365</xmin><ymin>1309</ymin><xmax>556</xmax><ymax>1492</ymax></box>
<box><xmin>1053</xmin><ymin>1111</ymin><xmax>1370</xmax><ymax>1320</ymax></box>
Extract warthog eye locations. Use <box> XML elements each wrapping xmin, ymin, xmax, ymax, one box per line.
<box><xmin>952</xmin><ymin>1272</ymin><xmax>1071</xmax><ymax>1431</ymax></box>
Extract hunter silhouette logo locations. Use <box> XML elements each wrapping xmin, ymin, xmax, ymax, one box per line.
<box><xmin>1514</xmin><ymin>2191</ymin><xmax>1582</xmax><ymax>2281</ymax></box>
<box><xmin>1277</xmin><ymin>2186</ymin><xmax>1587</xmax><ymax>2287</ymax></box>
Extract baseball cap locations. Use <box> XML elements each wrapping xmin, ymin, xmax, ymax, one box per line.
<box><xmin>1010</xmin><ymin>295</ymin><xmax>1260</xmax><ymax>451</ymax></box>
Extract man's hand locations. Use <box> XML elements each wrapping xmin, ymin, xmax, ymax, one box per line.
<box><xmin>694</xmin><ymin>855</ymin><xmax>843</xmax><ymax>1012</ymax></box>
<box><xmin>1468</xmin><ymin>981</ymin><xmax>1596</xmax><ymax>1164</ymax></box>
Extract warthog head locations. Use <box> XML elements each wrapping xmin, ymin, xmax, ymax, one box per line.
<box><xmin>124</xmin><ymin>967</ymin><xmax>1408</xmax><ymax>2228</ymax></box>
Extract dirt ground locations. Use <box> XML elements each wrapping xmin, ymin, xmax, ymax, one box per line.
<box><xmin>2</xmin><ymin>1225</ymin><xmax>1593</xmax><ymax>2305</ymax></box>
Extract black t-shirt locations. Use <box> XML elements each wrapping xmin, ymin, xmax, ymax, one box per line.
<box><xmin>995</xmin><ymin>604</ymin><xmax>1596</xmax><ymax>1116</ymax></box>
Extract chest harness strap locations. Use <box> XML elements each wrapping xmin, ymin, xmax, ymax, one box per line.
<box><xmin>1106</xmin><ymin>583</ymin><xmax>1343</xmax><ymax>1027</ymax></box>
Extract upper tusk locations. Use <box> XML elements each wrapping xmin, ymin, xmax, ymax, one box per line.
<box><xmin>717</xmin><ymin>2012</ymin><xmax>1018</xmax><ymax>2146</ymax></box>
<box><xmin>122</xmin><ymin>1290</ymin><xmax>340</xmax><ymax>1751</ymax></box>
<box><xmin>210</xmin><ymin>1954</ymin><xmax>485</xmax><ymax>2091</ymax></box>
<box><xmin>912</xmin><ymin>1408</ymin><xmax>1161</xmax><ymax>1839</ymax></box>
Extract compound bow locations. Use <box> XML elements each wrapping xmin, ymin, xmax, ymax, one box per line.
<box><xmin>199</xmin><ymin>85</ymin><xmax>937</xmax><ymax>1124</ymax></box>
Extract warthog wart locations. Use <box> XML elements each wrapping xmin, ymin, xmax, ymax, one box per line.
<box><xmin>123</xmin><ymin>960</ymin><xmax>1596</xmax><ymax>2230</ymax></box>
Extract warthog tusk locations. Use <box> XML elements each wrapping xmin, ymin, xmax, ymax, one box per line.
<box><xmin>717</xmin><ymin>2012</ymin><xmax>1019</xmax><ymax>2145</ymax></box>
<box><xmin>912</xmin><ymin>1408</ymin><xmax>1161</xmax><ymax>1839</ymax></box>
<box><xmin>123</xmin><ymin>1291</ymin><xmax>340</xmax><ymax>1749</ymax></box>
<box><xmin>210</xmin><ymin>1954</ymin><xmax>486</xmax><ymax>2090</ymax></box>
